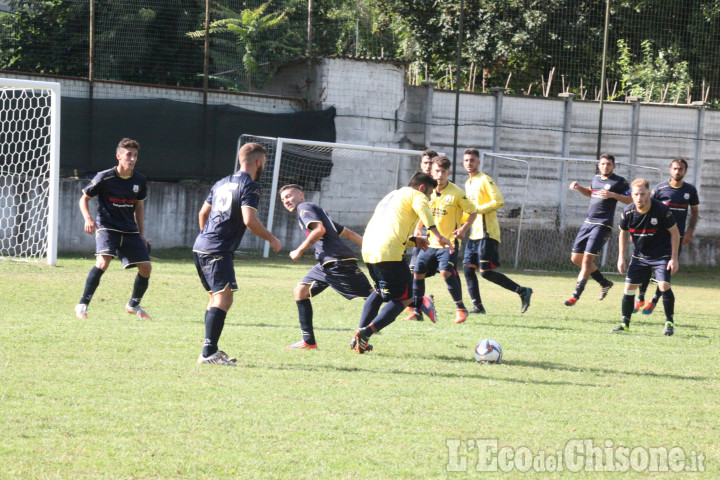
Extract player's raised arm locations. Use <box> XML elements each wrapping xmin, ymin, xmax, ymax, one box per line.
<box><xmin>570</xmin><ymin>181</ymin><xmax>592</xmax><ymax>197</ymax></box>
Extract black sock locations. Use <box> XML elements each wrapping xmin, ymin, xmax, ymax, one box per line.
<box><xmin>128</xmin><ymin>273</ymin><xmax>149</xmax><ymax>307</ymax></box>
<box><xmin>622</xmin><ymin>294</ymin><xmax>635</xmax><ymax>319</ymax></box>
<box><xmin>359</xmin><ymin>290</ymin><xmax>383</xmax><ymax>329</ymax></box>
<box><xmin>652</xmin><ymin>287</ymin><xmax>662</xmax><ymax>303</ymax></box>
<box><xmin>573</xmin><ymin>279</ymin><xmax>588</xmax><ymax>299</ymax></box>
<box><xmin>661</xmin><ymin>288</ymin><xmax>675</xmax><ymax>320</ymax></box>
<box><xmin>412</xmin><ymin>277</ymin><xmax>425</xmax><ymax>314</ymax></box>
<box><xmin>445</xmin><ymin>271</ymin><xmax>464</xmax><ymax>305</ymax></box>
<box><xmin>203</xmin><ymin>307</ymin><xmax>227</xmax><ymax>357</ymax></box>
<box><xmin>296</xmin><ymin>299</ymin><xmax>315</xmax><ymax>345</ymax></box>
<box><xmin>590</xmin><ymin>270</ymin><xmax>609</xmax><ymax>286</ymax></box>
<box><xmin>637</xmin><ymin>277</ymin><xmax>651</xmax><ymax>302</ymax></box>
<box><xmin>79</xmin><ymin>266</ymin><xmax>104</xmax><ymax>305</ymax></box>
<box><xmin>366</xmin><ymin>300</ymin><xmax>405</xmax><ymax>333</ymax></box>
<box><xmin>463</xmin><ymin>266</ymin><xmax>482</xmax><ymax>306</ymax></box>
<box><xmin>481</xmin><ymin>270</ymin><xmax>521</xmax><ymax>293</ymax></box>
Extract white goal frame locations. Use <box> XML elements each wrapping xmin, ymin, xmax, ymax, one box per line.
<box><xmin>0</xmin><ymin>78</ymin><xmax>61</xmax><ymax>266</ymax></box>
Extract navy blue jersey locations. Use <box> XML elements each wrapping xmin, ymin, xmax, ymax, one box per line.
<box><xmin>297</xmin><ymin>202</ymin><xmax>355</xmax><ymax>264</ymax></box>
<box><xmin>651</xmin><ymin>181</ymin><xmax>699</xmax><ymax>235</ymax></box>
<box><xmin>83</xmin><ymin>167</ymin><xmax>147</xmax><ymax>233</ymax></box>
<box><xmin>192</xmin><ymin>171</ymin><xmax>260</xmax><ymax>254</ymax></box>
<box><xmin>584</xmin><ymin>173</ymin><xmax>630</xmax><ymax>227</ymax></box>
<box><xmin>620</xmin><ymin>199</ymin><xmax>676</xmax><ymax>259</ymax></box>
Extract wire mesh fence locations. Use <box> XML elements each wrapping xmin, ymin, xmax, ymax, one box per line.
<box><xmin>1</xmin><ymin>1</ymin><xmax>719</xmax><ymax>107</ymax></box>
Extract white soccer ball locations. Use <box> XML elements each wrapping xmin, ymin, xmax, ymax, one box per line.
<box><xmin>474</xmin><ymin>339</ymin><xmax>502</xmax><ymax>364</ymax></box>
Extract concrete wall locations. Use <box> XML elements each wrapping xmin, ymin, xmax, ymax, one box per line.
<box><xmin>4</xmin><ymin>62</ymin><xmax>719</xmax><ymax>265</ymax></box>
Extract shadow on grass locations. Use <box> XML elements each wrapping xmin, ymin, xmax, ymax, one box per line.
<box><xmin>244</xmin><ymin>359</ymin><xmax>600</xmax><ymax>388</ymax></box>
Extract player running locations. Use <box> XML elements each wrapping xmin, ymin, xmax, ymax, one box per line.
<box><xmin>564</xmin><ymin>153</ymin><xmax>631</xmax><ymax>306</ymax></box>
<box><xmin>74</xmin><ymin>138</ymin><xmax>153</xmax><ymax>320</ymax></box>
<box><xmin>279</xmin><ymin>184</ymin><xmax>372</xmax><ymax>349</ymax></box>
<box><xmin>352</xmin><ymin>172</ymin><xmax>453</xmax><ymax>354</ymax></box>
<box><xmin>633</xmin><ymin>158</ymin><xmax>699</xmax><ymax>315</ymax></box>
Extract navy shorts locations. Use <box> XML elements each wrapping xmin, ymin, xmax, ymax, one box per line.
<box><xmin>463</xmin><ymin>238</ymin><xmax>501</xmax><ymax>270</ymax></box>
<box><xmin>366</xmin><ymin>261</ymin><xmax>413</xmax><ymax>302</ymax></box>
<box><xmin>415</xmin><ymin>244</ymin><xmax>458</xmax><ymax>275</ymax></box>
<box><xmin>194</xmin><ymin>251</ymin><xmax>238</xmax><ymax>294</ymax></box>
<box><xmin>300</xmin><ymin>260</ymin><xmax>372</xmax><ymax>300</ymax></box>
<box><xmin>572</xmin><ymin>223</ymin><xmax>612</xmax><ymax>255</ymax></box>
<box><xmin>626</xmin><ymin>257</ymin><xmax>672</xmax><ymax>285</ymax></box>
<box><xmin>95</xmin><ymin>229</ymin><xmax>150</xmax><ymax>268</ymax></box>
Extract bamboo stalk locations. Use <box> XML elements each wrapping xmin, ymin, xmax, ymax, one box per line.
<box><xmin>505</xmin><ymin>72</ymin><xmax>512</xmax><ymax>90</ymax></box>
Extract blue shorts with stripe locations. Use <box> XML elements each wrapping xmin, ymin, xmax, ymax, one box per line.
<box><xmin>463</xmin><ymin>238</ymin><xmax>501</xmax><ymax>270</ymax></box>
<box><xmin>193</xmin><ymin>251</ymin><xmax>238</xmax><ymax>294</ymax></box>
<box><xmin>572</xmin><ymin>222</ymin><xmax>612</xmax><ymax>256</ymax></box>
<box><xmin>626</xmin><ymin>257</ymin><xmax>672</xmax><ymax>285</ymax></box>
<box><xmin>366</xmin><ymin>261</ymin><xmax>413</xmax><ymax>302</ymax></box>
<box><xmin>95</xmin><ymin>229</ymin><xmax>150</xmax><ymax>268</ymax></box>
<box><xmin>300</xmin><ymin>260</ymin><xmax>372</xmax><ymax>300</ymax></box>
<box><xmin>415</xmin><ymin>244</ymin><xmax>458</xmax><ymax>275</ymax></box>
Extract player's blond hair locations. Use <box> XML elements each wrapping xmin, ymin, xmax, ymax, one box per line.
<box><xmin>238</xmin><ymin>142</ymin><xmax>267</xmax><ymax>164</ymax></box>
<box><xmin>631</xmin><ymin>178</ymin><xmax>649</xmax><ymax>190</ymax></box>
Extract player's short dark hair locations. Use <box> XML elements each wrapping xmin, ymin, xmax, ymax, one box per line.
<box><xmin>279</xmin><ymin>184</ymin><xmax>303</xmax><ymax>196</ymax></box>
<box><xmin>238</xmin><ymin>142</ymin><xmax>267</xmax><ymax>164</ymax></box>
<box><xmin>463</xmin><ymin>148</ymin><xmax>480</xmax><ymax>158</ymax></box>
<box><xmin>671</xmin><ymin>158</ymin><xmax>689</xmax><ymax>169</ymax></box>
<box><xmin>631</xmin><ymin>178</ymin><xmax>649</xmax><ymax>190</ymax></box>
<box><xmin>408</xmin><ymin>172</ymin><xmax>437</xmax><ymax>191</ymax></box>
<box><xmin>117</xmin><ymin>138</ymin><xmax>140</xmax><ymax>151</ymax></box>
<box><xmin>433</xmin><ymin>155</ymin><xmax>451</xmax><ymax>170</ymax></box>
<box><xmin>599</xmin><ymin>153</ymin><xmax>615</xmax><ymax>163</ymax></box>
<box><xmin>422</xmin><ymin>149</ymin><xmax>438</xmax><ymax>159</ymax></box>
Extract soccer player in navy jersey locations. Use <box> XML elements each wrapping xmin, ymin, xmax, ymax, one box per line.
<box><xmin>279</xmin><ymin>184</ymin><xmax>372</xmax><ymax>349</ymax></box>
<box><xmin>613</xmin><ymin>179</ymin><xmax>679</xmax><ymax>335</ymax></box>
<box><xmin>353</xmin><ymin>172</ymin><xmax>453</xmax><ymax>354</ymax></box>
<box><xmin>564</xmin><ymin>154</ymin><xmax>631</xmax><ymax>307</ymax></box>
<box><xmin>634</xmin><ymin>158</ymin><xmax>699</xmax><ymax>315</ymax></box>
<box><xmin>193</xmin><ymin>143</ymin><xmax>281</xmax><ymax>366</ymax></box>
<box><xmin>75</xmin><ymin>138</ymin><xmax>153</xmax><ymax>320</ymax></box>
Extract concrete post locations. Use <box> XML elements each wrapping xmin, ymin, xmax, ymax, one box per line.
<box><xmin>691</xmin><ymin>101</ymin><xmax>708</xmax><ymax>188</ymax></box>
<box><xmin>628</xmin><ymin>96</ymin><xmax>641</xmax><ymax>180</ymax></box>
<box><xmin>490</xmin><ymin>87</ymin><xmax>505</xmax><ymax>152</ymax></box>
<box><xmin>558</xmin><ymin>92</ymin><xmax>576</xmax><ymax>230</ymax></box>
<box><xmin>421</xmin><ymin>81</ymin><xmax>436</xmax><ymax>150</ymax></box>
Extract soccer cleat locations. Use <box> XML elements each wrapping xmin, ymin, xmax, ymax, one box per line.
<box><xmin>454</xmin><ymin>308</ymin><xmax>468</xmax><ymax>324</ymax></box>
<box><xmin>350</xmin><ymin>337</ymin><xmax>373</xmax><ymax>352</ymax></box>
<box><xmin>353</xmin><ymin>329</ymin><xmax>371</xmax><ymax>354</ymax></box>
<box><xmin>598</xmin><ymin>281</ymin><xmax>614</xmax><ymax>300</ymax></box>
<box><xmin>402</xmin><ymin>311</ymin><xmax>423</xmax><ymax>322</ymax></box>
<box><xmin>642</xmin><ymin>301</ymin><xmax>657</xmax><ymax>315</ymax></box>
<box><xmin>74</xmin><ymin>303</ymin><xmax>88</xmax><ymax>319</ymax></box>
<box><xmin>564</xmin><ymin>297</ymin><xmax>577</xmax><ymax>307</ymax></box>
<box><xmin>663</xmin><ymin>321</ymin><xmax>675</xmax><ymax>336</ymax></box>
<box><xmin>420</xmin><ymin>295</ymin><xmax>437</xmax><ymax>323</ymax></box>
<box><xmin>198</xmin><ymin>350</ymin><xmax>237</xmax><ymax>366</ymax></box>
<box><xmin>469</xmin><ymin>304</ymin><xmax>486</xmax><ymax>314</ymax></box>
<box><xmin>126</xmin><ymin>303</ymin><xmax>151</xmax><ymax>319</ymax></box>
<box><xmin>611</xmin><ymin>321</ymin><xmax>630</xmax><ymax>333</ymax></box>
<box><xmin>286</xmin><ymin>340</ymin><xmax>318</xmax><ymax>349</ymax></box>
<box><xmin>632</xmin><ymin>300</ymin><xmax>645</xmax><ymax>313</ymax></box>
<box><xmin>520</xmin><ymin>287</ymin><xmax>533</xmax><ymax>313</ymax></box>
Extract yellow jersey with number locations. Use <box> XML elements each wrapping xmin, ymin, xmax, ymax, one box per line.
<box><xmin>465</xmin><ymin>172</ymin><xmax>504</xmax><ymax>242</ymax></box>
<box><xmin>428</xmin><ymin>181</ymin><xmax>477</xmax><ymax>247</ymax></box>
<box><xmin>362</xmin><ymin>187</ymin><xmax>435</xmax><ymax>263</ymax></box>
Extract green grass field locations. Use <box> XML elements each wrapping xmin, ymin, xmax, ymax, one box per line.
<box><xmin>1</xmin><ymin>251</ymin><xmax>718</xmax><ymax>479</ymax></box>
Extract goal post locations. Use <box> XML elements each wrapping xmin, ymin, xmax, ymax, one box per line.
<box><xmin>480</xmin><ymin>152</ymin><xmax>662</xmax><ymax>272</ymax></box>
<box><xmin>237</xmin><ymin>135</ymin><xmax>434</xmax><ymax>258</ymax></box>
<box><xmin>0</xmin><ymin>78</ymin><xmax>61</xmax><ymax>266</ymax></box>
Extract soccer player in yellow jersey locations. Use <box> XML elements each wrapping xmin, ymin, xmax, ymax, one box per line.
<box><xmin>462</xmin><ymin>148</ymin><xmax>533</xmax><ymax>314</ymax></box>
<box><xmin>405</xmin><ymin>156</ymin><xmax>478</xmax><ymax>324</ymax></box>
<box><xmin>352</xmin><ymin>172</ymin><xmax>453</xmax><ymax>354</ymax></box>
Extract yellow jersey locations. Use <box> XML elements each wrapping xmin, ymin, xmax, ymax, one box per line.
<box><xmin>362</xmin><ymin>187</ymin><xmax>435</xmax><ymax>263</ymax></box>
<box><xmin>465</xmin><ymin>172</ymin><xmax>504</xmax><ymax>242</ymax></box>
<box><xmin>428</xmin><ymin>181</ymin><xmax>477</xmax><ymax>247</ymax></box>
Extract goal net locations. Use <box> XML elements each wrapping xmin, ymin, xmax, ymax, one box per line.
<box><xmin>237</xmin><ymin>135</ymin><xmax>430</xmax><ymax>257</ymax></box>
<box><xmin>480</xmin><ymin>153</ymin><xmax>662</xmax><ymax>272</ymax></box>
<box><xmin>0</xmin><ymin>78</ymin><xmax>61</xmax><ymax>265</ymax></box>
